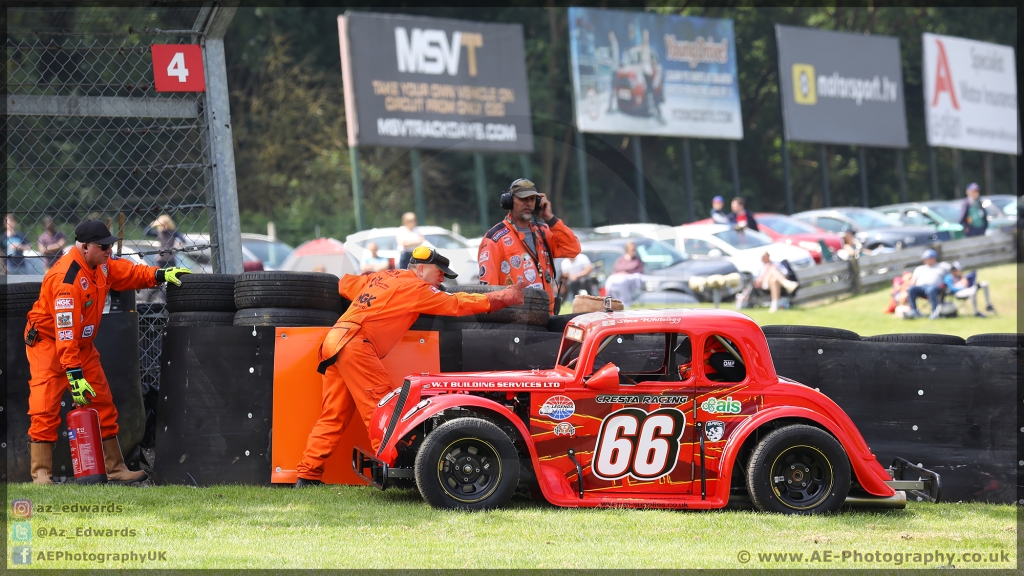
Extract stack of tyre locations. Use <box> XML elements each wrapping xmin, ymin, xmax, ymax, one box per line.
<box><xmin>426</xmin><ymin>285</ymin><xmax>550</xmax><ymax>331</ymax></box>
<box><xmin>233</xmin><ymin>271</ymin><xmax>346</xmax><ymax>327</ymax></box>
<box><xmin>1</xmin><ymin>282</ymin><xmax>42</xmax><ymax>321</ymax></box>
<box><xmin>165</xmin><ymin>274</ymin><xmax>238</xmax><ymax>327</ymax></box>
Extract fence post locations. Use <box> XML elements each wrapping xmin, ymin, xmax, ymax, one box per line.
<box><xmin>848</xmin><ymin>257</ymin><xmax>862</xmax><ymax>295</ymax></box>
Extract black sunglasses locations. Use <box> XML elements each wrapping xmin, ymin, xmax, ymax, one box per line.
<box><xmin>94</xmin><ymin>243</ymin><xmax>113</xmax><ymax>251</ymax></box>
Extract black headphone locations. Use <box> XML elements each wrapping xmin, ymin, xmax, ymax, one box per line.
<box><xmin>500</xmin><ymin>178</ymin><xmax>539</xmax><ymax>211</ymax></box>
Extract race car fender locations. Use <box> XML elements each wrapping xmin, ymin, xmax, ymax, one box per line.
<box><xmin>375</xmin><ymin>394</ymin><xmax>542</xmax><ymax>469</ymax></box>
<box><xmin>718</xmin><ymin>406</ymin><xmax>896</xmax><ymax>499</ymax></box>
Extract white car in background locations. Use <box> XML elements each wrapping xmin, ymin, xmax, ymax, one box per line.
<box><xmin>592</xmin><ymin>223</ymin><xmax>674</xmax><ymax>238</ymax></box>
<box><xmin>344</xmin><ymin>226</ymin><xmax>480</xmax><ymax>284</ymax></box>
<box><xmin>656</xmin><ymin>223</ymin><xmax>815</xmax><ymax>276</ymax></box>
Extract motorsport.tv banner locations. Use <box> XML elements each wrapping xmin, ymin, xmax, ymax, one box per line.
<box><xmin>923</xmin><ymin>33</ymin><xmax>1019</xmax><ymax>155</ymax></box>
<box><xmin>776</xmin><ymin>25</ymin><xmax>908</xmax><ymax>148</ymax></box>
<box><xmin>338</xmin><ymin>11</ymin><xmax>533</xmax><ymax>153</ymax></box>
<box><xmin>567</xmin><ymin>7</ymin><xmax>742</xmax><ymax>140</ymax></box>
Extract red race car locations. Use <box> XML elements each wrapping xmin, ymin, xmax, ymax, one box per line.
<box><xmin>354</xmin><ymin>307</ymin><xmax>937</xmax><ymax>513</ymax></box>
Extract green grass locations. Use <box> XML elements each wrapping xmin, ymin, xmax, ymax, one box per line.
<box><xmin>5</xmin><ymin>484</ymin><xmax>1018</xmax><ymax>569</ymax></box>
<box><xmin>563</xmin><ymin>262</ymin><xmax>1017</xmax><ymax>338</ymax></box>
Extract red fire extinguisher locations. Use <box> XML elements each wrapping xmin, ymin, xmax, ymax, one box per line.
<box><xmin>67</xmin><ymin>406</ymin><xmax>107</xmax><ymax>484</ymax></box>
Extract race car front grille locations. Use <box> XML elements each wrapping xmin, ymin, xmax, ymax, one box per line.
<box><xmin>377</xmin><ymin>379</ymin><xmax>411</xmax><ymax>457</ymax></box>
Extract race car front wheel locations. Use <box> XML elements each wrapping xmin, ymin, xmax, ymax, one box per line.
<box><xmin>746</xmin><ymin>424</ymin><xmax>850</xmax><ymax>515</ymax></box>
<box><xmin>415</xmin><ymin>417</ymin><xmax>520</xmax><ymax>511</ymax></box>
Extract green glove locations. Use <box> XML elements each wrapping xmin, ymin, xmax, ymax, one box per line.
<box><xmin>66</xmin><ymin>368</ymin><xmax>96</xmax><ymax>406</ymax></box>
<box><xmin>157</xmin><ymin>267</ymin><xmax>192</xmax><ymax>286</ymax></box>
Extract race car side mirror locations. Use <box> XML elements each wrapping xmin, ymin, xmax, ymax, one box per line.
<box><xmin>585</xmin><ymin>363</ymin><xmax>620</xmax><ymax>391</ymax></box>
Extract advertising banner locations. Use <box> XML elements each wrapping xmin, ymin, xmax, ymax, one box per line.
<box><xmin>567</xmin><ymin>7</ymin><xmax>742</xmax><ymax>139</ymax></box>
<box><xmin>776</xmin><ymin>25</ymin><xmax>908</xmax><ymax>148</ymax></box>
<box><xmin>338</xmin><ymin>11</ymin><xmax>533</xmax><ymax>152</ymax></box>
<box><xmin>923</xmin><ymin>33</ymin><xmax>1019</xmax><ymax>155</ymax></box>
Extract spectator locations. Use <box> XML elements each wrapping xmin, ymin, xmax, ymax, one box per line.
<box><xmin>906</xmin><ymin>249</ymin><xmax>949</xmax><ymax>319</ymax></box>
<box><xmin>710</xmin><ymin>196</ymin><xmax>729</xmax><ymax>224</ymax></box>
<box><xmin>4</xmin><ymin>214</ymin><xmax>32</xmax><ymax>273</ymax></box>
<box><xmin>396</xmin><ymin>212</ymin><xmax>424</xmax><ymax>271</ymax></box>
<box><xmin>754</xmin><ymin>251</ymin><xmax>798</xmax><ymax>313</ymax></box>
<box><xmin>604</xmin><ymin>241</ymin><xmax>644</xmax><ymax>307</ymax></box>
<box><xmin>36</xmin><ymin>215</ymin><xmax>67</xmax><ymax>270</ymax></box>
<box><xmin>837</xmin><ymin>230</ymin><xmax>863</xmax><ymax>261</ymax></box>
<box><xmin>560</xmin><ymin>252</ymin><xmax>595</xmax><ymax>301</ymax></box>
<box><xmin>943</xmin><ymin>261</ymin><xmax>995</xmax><ymax>318</ymax></box>
<box><xmin>144</xmin><ymin>214</ymin><xmax>186</xmax><ymax>268</ymax></box>
<box><xmin>958</xmin><ymin>183</ymin><xmax>988</xmax><ymax>237</ymax></box>
<box><xmin>728</xmin><ymin>197</ymin><xmax>759</xmax><ymax>232</ymax></box>
<box><xmin>887</xmin><ymin>271</ymin><xmax>913</xmax><ymax>317</ymax></box>
<box><xmin>360</xmin><ymin>242</ymin><xmax>390</xmax><ymax>273</ymax></box>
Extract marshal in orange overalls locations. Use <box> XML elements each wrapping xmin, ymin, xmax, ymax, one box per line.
<box><xmin>296</xmin><ymin>269</ymin><xmax>493</xmax><ymax>481</ymax></box>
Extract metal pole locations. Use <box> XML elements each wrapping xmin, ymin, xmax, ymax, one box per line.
<box><xmin>729</xmin><ymin>140</ymin><xmax>740</xmax><ymax>199</ymax></box>
<box><xmin>858</xmin><ymin>147</ymin><xmax>869</xmax><ymax>207</ymax></box>
<box><xmin>682</xmin><ymin>138</ymin><xmax>695</xmax><ymax>223</ymax></box>
<box><xmin>474</xmin><ymin>152</ymin><xmax>489</xmax><ymax>232</ymax></box>
<box><xmin>820</xmin><ymin>144</ymin><xmax>831</xmax><ymax>208</ymax></box>
<box><xmin>410</xmin><ymin>148</ymin><xmax>426</xmax><ymax>223</ymax></box>
<box><xmin>781</xmin><ymin>139</ymin><xmax>793</xmax><ymax>214</ymax></box>
<box><xmin>897</xmin><ymin>148</ymin><xmax>907</xmax><ymax>203</ymax></box>
<box><xmin>1011</xmin><ymin>154</ymin><xmax>1018</xmax><ymax>197</ymax></box>
<box><xmin>349</xmin><ymin>146</ymin><xmax>364</xmax><ymax>231</ymax></box>
<box><xmin>633</xmin><ymin>136</ymin><xmax>647</xmax><ymax>222</ymax></box>
<box><xmin>202</xmin><ymin>5</ymin><xmax>242</xmax><ymax>274</ymax></box>
<box><xmin>574</xmin><ymin>130</ymin><xmax>591</xmax><ymax>227</ymax></box>
<box><xmin>984</xmin><ymin>152</ymin><xmax>993</xmax><ymax>195</ymax></box>
<box><xmin>929</xmin><ymin>146</ymin><xmax>939</xmax><ymax>200</ymax></box>
<box><xmin>953</xmin><ymin>148</ymin><xmax>963</xmax><ymax>196</ymax></box>
<box><xmin>519</xmin><ymin>153</ymin><xmax>532</xmax><ymax>180</ymax></box>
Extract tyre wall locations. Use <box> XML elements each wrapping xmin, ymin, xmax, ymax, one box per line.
<box><xmin>6</xmin><ymin>312</ymin><xmax>145</xmax><ymax>482</ymax></box>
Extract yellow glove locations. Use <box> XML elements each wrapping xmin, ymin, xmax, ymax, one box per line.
<box><xmin>66</xmin><ymin>368</ymin><xmax>96</xmax><ymax>406</ymax></box>
<box><xmin>157</xmin><ymin>267</ymin><xmax>192</xmax><ymax>286</ymax></box>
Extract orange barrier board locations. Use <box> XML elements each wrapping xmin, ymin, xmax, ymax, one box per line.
<box><xmin>270</xmin><ymin>327</ymin><xmax>440</xmax><ymax>484</ymax></box>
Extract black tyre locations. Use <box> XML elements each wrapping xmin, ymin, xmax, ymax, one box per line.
<box><xmin>166</xmin><ymin>311</ymin><xmax>236</xmax><ymax>327</ymax></box>
<box><xmin>414</xmin><ymin>417</ymin><xmax>520</xmax><ymax>511</ymax></box>
<box><xmin>546</xmin><ymin>313</ymin><xmax>588</xmax><ymax>334</ymax></box>
<box><xmin>411</xmin><ymin>315</ymin><xmax>446</xmax><ymax>331</ymax></box>
<box><xmin>1</xmin><ymin>282</ymin><xmax>42</xmax><ymax>318</ymax></box>
<box><xmin>762</xmin><ymin>325</ymin><xmax>860</xmax><ymax>341</ymax></box>
<box><xmin>233</xmin><ymin>307</ymin><xmax>340</xmax><ymax>327</ymax></box>
<box><xmin>234</xmin><ymin>271</ymin><xmax>341</xmax><ymax>311</ymax></box>
<box><xmin>863</xmin><ymin>333</ymin><xmax>965</xmax><ymax>346</ymax></box>
<box><xmin>165</xmin><ymin>274</ymin><xmax>237</xmax><ymax>313</ymax></box>
<box><xmin>444</xmin><ymin>321</ymin><xmax>546</xmax><ymax>332</ymax></box>
<box><xmin>746</xmin><ymin>424</ymin><xmax>850</xmax><ymax>515</ymax></box>
<box><xmin>448</xmin><ymin>285</ymin><xmax>549</xmax><ymax>326</ymax></box>
<box><xmin>965</xmin><ymin>333</ymin><xmax>1021</xmax><ymax>348</ymax></box>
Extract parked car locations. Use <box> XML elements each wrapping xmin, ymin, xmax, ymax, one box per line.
<box><xmin>580</xmin><ymin>237</ymin><xmax>741</xmax><ymax>303</ymax></box>
<box><xmin>659</xmin><ymin>224</ymin><xmax>814</xmax><ymax>276</ymax></box>
<box><xmin>689</xmin><ymin>214</ymin><xmax>842</xmax><ymax>264</ymax></box>
<box><xmin>981</xmin><ymin>195</ymin><xmax>1018</xmax><ymax>219</ymax></box>
<box><xmin>175</xmin><ymin>233</ymin><xmax>263</xmax><ymax>272</ymax></box>
<box><xmin>614</xmin><ymin>45</ymin><xmax>664</xmax><ymax>116</ymax></box>
<box><xmin>345</xmin><ymin>226</ymin><xmax>479</xmax><ymax>284</ymax></box>
<box><xmin>792</xmin><ymin>208</ymin><xmax>943</xmax><ymax>250</ymax></box>
<box><xmin>873</xmin><ymin>203</ymin><xmax>965</xmax><ymax>240</ymax></box>
<box><xmin>915</xmin><ymin>201</ymin><xmax>1015</xmax><ymax>236</ymax></box>
<box><xmin>241</xmin><ymin>233</ymin><xmax>295</xmax><ymax>271</ymax></box>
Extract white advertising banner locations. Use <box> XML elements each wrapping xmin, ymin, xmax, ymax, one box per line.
<box><xmin>923</xmin><ymin>33</ymin><xmax>1019</xmax><ymax>155</ymax></box>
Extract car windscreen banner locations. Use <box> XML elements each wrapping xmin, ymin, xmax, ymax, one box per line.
<box><xmin>922</xmin><ymin>33</ymin><xmax>1019</xmax><ymax>155</ymax></box>
<box><xmin>567</xmin><ymin>7</ymin><xmax>742</xmax><ymax>140</ymax></box>
<box><xmin>338</xmin><ymin>11</ymin><xmax>533</xmax><ymax>153</ymax></box>
<box><xmin>776</xmin><ymin>25</ymin><xmax>908</xmax><ymax>148</ymax></box>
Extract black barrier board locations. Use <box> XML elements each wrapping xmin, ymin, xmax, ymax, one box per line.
<box><xmin>461</xmin><ymin>329</ymin><xmax>563</xmax><ymax>372</ymax></box>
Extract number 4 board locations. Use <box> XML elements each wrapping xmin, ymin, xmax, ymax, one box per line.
<box><xmin>151</xmin><ymin>44</ymin><xmax>205</xmax><ymax>92</ymax></box>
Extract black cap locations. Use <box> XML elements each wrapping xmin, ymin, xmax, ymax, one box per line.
<box><xmin>74</xmin><ymin>220</ymin><xmax>120</xmax><ymax>245</ymax></box>
<box><xmin>409</xmin><ymin>246</ymin><xmax>458</xmax><ymax>279</ymax></box>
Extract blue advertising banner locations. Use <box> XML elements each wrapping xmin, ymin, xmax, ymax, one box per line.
<box><xmin>568</xmin><ymin>7</ymin><xmax>742</xmax><ymax>139</ymax></box>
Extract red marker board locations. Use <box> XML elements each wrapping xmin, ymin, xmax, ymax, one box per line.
<box><xmin>151</xmin><ymin>44</ymin><xmax>205</xmax><ymax>92</ymax></box>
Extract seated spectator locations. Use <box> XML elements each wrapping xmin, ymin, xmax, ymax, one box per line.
<box><xmin>836</xmin><ymin>230</ymin><xmax>863</xmax><ymax>261</ymax></box>
<box><xmin>604</xmin><ymin>241</ymin><xmax>644</xmax><ymax>307</ymax></box>
<box><xmin>560</xmin><ymin>252</ymin><xmax>595</xmax><ymax>302</ymax></box>
<box><xmin>753</xmin><ymin>251</ymin><xmax>798</xmax><ymax>313</ymax></box>
<box><xmin>906</xmin><ymin>249</ymin><xmax>949</xmax><ymax>319</ymax></box>
<box><xmin>886</xmin><ymin>271</ymin><xmax>913</xmax><ymax>316</ymax></box>
<box><xmin>360</xmin><ymin>242</ymin><xmax>390</xmax><ymax>273</ymax></box>
<box><xmin>943</xmin><ymin>261</ymin><xmax>995</xmax><ymax>318</ymax></box>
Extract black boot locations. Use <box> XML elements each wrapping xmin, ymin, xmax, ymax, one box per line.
<box><xmin>295</xmin><ymin>478</ymin><xmax>324</xmax><ymax>488</ymax></box>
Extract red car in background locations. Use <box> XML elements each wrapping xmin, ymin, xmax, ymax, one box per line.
<box><xmin>689</xmin><ymin>213</ymin><xmax>842</xmax><ymax>264</ymax></box>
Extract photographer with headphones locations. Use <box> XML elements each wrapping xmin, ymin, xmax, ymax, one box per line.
<box><xmin>477</xmin><ymin>178</ymin><xmax>581</xmax><ymax>314</ymax></box>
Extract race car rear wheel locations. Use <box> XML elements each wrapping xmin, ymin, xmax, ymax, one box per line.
<box><xmin>746</xmin><ymin>424</ymin><xmax>850</xmax><ymax>515</ymax></box>
<box><xmin>415</xmin><ymin>417</ymin><xmax>520</xmax><ymax>511</ymax></box>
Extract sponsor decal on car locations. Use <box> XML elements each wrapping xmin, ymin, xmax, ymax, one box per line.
<box><xmin>704</xmin><ymin>420</ymin><xmax>726</xmax><ymax>442</ymax></box>
<box><xmin>524</xmin><ymin>268</ymin><xmax>537</xmax><ymax>282</ymax></box>
<box><xmin>428</xmin><ymin>380</ymin><xmax>562</xmax><ymax>390</ymax></box>
<box><xmin>500</xmin><ymin>261</ymin><xmax>511</xmax><ymax>274</ymax></box>
<box><xmin>510</xmin><ymin>255</ymin><xmax>522</xmax><ymax>269</ymax></box>
<box><xmin>602</xmin><ymin>320</ymin><xmax>615</xmax><ymax>326</ymax></box>
<box><xmin>58</xmin><ymin>330</ymin><xmax>74</xmax><ymax>341</ymax></box>
<box><xmin>565</xmin><ymin>326</ymin><xmax>584</xmax><ymax>342</ymax></box>
<box><xmin>596</xmin><ymin>395</ymin><xmax>689</xmax><ymax>405</ymax></box>
<box><xmin>723</xmin><ymin>359</ymin><xmax>736</xmax><ymax>368</ymax></box>
<box><xmin>82</xmin><ymin>325</ymin><xmax>95</xmax><ymax>338</ymax></box>
<box><xmin>56</xmin><ymin>312</ymin><xmax>73</xmax><ymax>328</ymax></box>
<box><xmin>502</xmin><ymin>236</ymin><xmax>515</xmax><ymax>247</ymax></box>
<box><xmin>700</xmin><ymin>396</ymin><xmax>742</xmax><ymax>415</ymax></box>
<box><xmin>539</xmin><ymin>395</ymin><xmax>575</xmax><ymax>420</ymax></box>
<box><xmin>553</xmin><ymin>422</ymin><xmax>576</xmax><ymax>437</ymax></box>
<box><xmin>55</xmin><ymin>298</ymin><xmax>74</xmax><ymax>310</ymax></box>
<box><xmin>592</xmin><ymin>407</ymin><xmax>687</xmax><ymax>481</ymax></box>
<box><xmin>79</xmin><ymin>277</ymin><xmax>89</xmax><ymax>290</ymax></box>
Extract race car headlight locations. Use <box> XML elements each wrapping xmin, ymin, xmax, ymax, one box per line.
<box><xmin>401</xmin><ymin>399</ymin><xmax>431</xmax><ymax>422</ymax></box>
